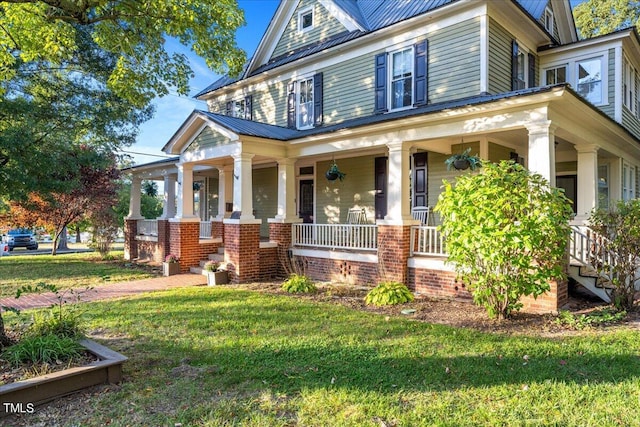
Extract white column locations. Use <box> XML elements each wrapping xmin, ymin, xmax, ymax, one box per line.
<box><xmin>575</xmin><ymin>144</ymin><xmax>599</xmax><ymax>222</ymax></box>
<box><xmin>233</xmin><ymin>153</ymin><xmax>255</xmax><ymax>220</ymax></box>
<box><xmin>159</xmin><ymin>173</ymin><xmax>176</xmax><ymax>219</ymax></box>
<box><xmin>274</xmin><ymin>158</ymin><xmax>298</xmax><ymax>221</ymax></box>
<box><xmin>216</xmin><ymin>166</ymin><xmax>229</xmax><ymax>220</ymax></box>
<box><xmin>526</xmin><ymin>121</ymin><xmax>556</xmax><ymax>183</ymax></box>
<box><xmin>384</xmin><ymin>142</ymin><xmax>412</xmax><ymax>223</ymax></box>
<box><xmin>127</xmin><ymin>177</ymin><xmax>143</xmax><ymax>219</ymax></box>
<box><xmin>175</xmin><ymin>163</ymin><xmax>197</xmax><ymax>219</ymax></box>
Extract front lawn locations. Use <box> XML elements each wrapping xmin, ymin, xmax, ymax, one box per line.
<box><xmin>0</xmin><ymin>251</ymin><xmax>158</xmax><ymax>298</ymax></box>
<box><xmin>7</xmin><ymin>287</ymin><xmax>640</xmax><ymax>426</ymax></box>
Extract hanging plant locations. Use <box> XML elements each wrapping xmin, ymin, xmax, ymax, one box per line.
<box><xmin>193</xmin><ymin>182</ymin><xmax>202</xmax><ymax>191</ymax></box>
<box><xmin>444</xmin><ymin>147</ymin><xmax>482</xmax><ymax>171</ymax></box>
<box><xmin>325</xmin><ymin>161</ymin><xmax>346</xmax><ymax>182</ymax></box>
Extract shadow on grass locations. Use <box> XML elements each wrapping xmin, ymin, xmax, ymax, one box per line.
<box><xmin>90</xmin><ymin>287</ymin><xmax>640</xmax><ymax>395</ymax></box>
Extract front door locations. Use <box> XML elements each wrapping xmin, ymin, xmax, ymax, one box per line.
<box><xmin>556</xmin><ymin>175</ymin><xmax>577</xmax><ymax>214</ymax></box>
<box><xmin>375</xmin><ymin>157</ymin><xmax>388</xmax><ymax>219</ymax></box>
<box><xmin>299</xmin><ymin>179</ymin><xmax>314</xmax><ymax>223</ymax></box>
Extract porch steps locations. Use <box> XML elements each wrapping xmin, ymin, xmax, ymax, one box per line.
<box><xmin>189</xmin><ymin>251</ymin><xmax>225</xmax><ymax>276</ymax></box>
<box><xmin>567</xmin><ymin>264</ymin><xmax>612</xmax><ymax>303</ymax></box>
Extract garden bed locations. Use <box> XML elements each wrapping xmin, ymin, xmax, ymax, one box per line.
<box><xmin>0</xmin><ymin>339</ymin><xmax>126</xmax><ymax>417</ymax></box>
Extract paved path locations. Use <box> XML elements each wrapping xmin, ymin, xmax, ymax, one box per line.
<box><xmin>0</xmin><ymin>274</ymin><xmax>207</xmax><ymax>311</ymax></box>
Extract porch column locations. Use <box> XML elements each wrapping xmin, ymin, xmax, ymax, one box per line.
<box><xmin>384</xmin><ymin>142</ymin><xmax>412</xmax><ymax>222</ymax></box>
<box><xmin>233</xmin><ymin>153</ymin><xmax>255</xmax><ymax>220</ymax></box>
<box><xmin>127</xmin><ymin>177</ymin><xmax>143</xmax><ymax>219</ymax></box>
<box><xmin>159</xmin><ymin>173</ymin><xmax>177</xmax><ymax>219</ymax></box>
<box><xmin>176</xmin><ymin>163</ymin><xmax>197</xmax><ymax>219</ymax></box>
<box><xmin>216</xmin><ymin>165</ymin><xmax>233</xmax><ymax>220</ymax></box>
<box><xmin>575</xmin><ymin>144</ymin><xmax>599</xmax><ymax>223</ymax></box>
<box><xmin>526</xmin><ymin>121</ymin><xmax>556</xmax><ymax>183</ymax></box>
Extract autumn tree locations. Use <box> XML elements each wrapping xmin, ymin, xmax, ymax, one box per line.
<box><xmin>10</xmin><ymin>147</ymin><xmax>120</xmax><ymax>255</ymax></box>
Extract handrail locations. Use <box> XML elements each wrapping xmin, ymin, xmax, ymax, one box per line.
<box><xmin>292</xmin><ymin>223</ymin><xmax>377</xmax><ymax>251</ymax></box>
<box><xmin>199</xmin><ymin>221</ymin><xmax>212</xmax><ymax>239</ymax></box>
<box><xmin>410</xmin><ymin>226</ymin><xmax>446</xmax><ymax>256</ymax></box>
<box><xmin>569</xmin><ymin>225</ymin><xmax>617</xmax><ymax>283</ymax></box>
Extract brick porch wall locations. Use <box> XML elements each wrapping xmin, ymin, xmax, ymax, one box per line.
<box><xmin>408</xmin><ymin>267</ymin><xmax>471</xmax><ymax>301</ymax></box>
<box><xmin>157</xmin><ymin>220</ymin><xmax>170</xmax><ymax>260</ymax></box>
<box><xmin>259</xmin><ymin>247</ymin><xmax>280</xmax><ymax>281</ymax></box>
<box><xmin>296</xmin><ymin>255</ymin><xmax>379</xmax><ymax>285</ymax></box>
<box><xmin>169</xmin><ymin>221</ymin><xmax>200</xmax><ymax>273</ymax></box>
<box><xmin>377</xmin><ymin>225</ymin><xmax>411</xmax><ymax>283</ymax></box>
<box><xmin>224</xmin><ymin>222</ymin><xmax>260</xmax><ymax>283</ymax></box>
<box><xmin>268</xmin><ymin>222</ymin><xmax>293</xmax><ymax>278</ymax></box>
<box><xmin>520</xmin><ymin>279</ymin><xmax>568</xmax><ymax>314</ymax></box>
<box><xmin>212</xmin><ymin>220</ymin><xmax>224</xmax><ymax>240</ymax></box>
<box><xmin>137</xmin><ymin>240</ymin><xmax>163</xmax><ymax>263</ymax></box>
<box><xmin>124</xmin><ymin>219</ymin><xmax>138</xmax><ymax>261</ymax></box>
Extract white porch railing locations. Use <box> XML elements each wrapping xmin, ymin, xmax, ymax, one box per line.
<box><xmin>410</xmin><ymin>226</ymin><xmax>446</xmax><ymax>256</ymax></box>
<box><xmin>569</xmin><ymin>225</ymin><xmax>616</xmax><ymax>281</ymax></box>
<box><xmin>137</xmin><ymin>219</ymin><xmax>158</xmax><ymax>236</ymax></box>
<box><xmin>199</xmin><ymin>221</ymin><xmax>212</xmax><ymax>239</ymax></box>
<box><xmin>292</xmin><ymin>224</ymin><xmax>378</xmax><ymax>251</ymax></box>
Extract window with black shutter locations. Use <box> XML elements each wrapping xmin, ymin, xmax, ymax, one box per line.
<box><xmin>287</xmin><ymin>73</ymin><xmax>323</xmax><ymax>129</ymax></box>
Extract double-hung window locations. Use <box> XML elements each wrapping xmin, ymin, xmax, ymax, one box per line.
<box><xmin>623</xmin><ymin>56</ymin><xmax>636</xmax><ymax>114</ymax></box>
<box><xmin>623</xmin><ymin>163</ymin><xmax>636</xmax><ymax>201</ymax></box>
<box><xmin>511</xmin><ymin>40</ymin><xmax>535</xmax><ymax>90</ymax></box>
<box><xmin>390</xmin><ymin>47</ymin><xmax>413</xmax><ymax>110</ymax></box>
<box><xmin>545</xmin><ymin>65</ymin><xmax>567</xmax><ymax>85</ymax></box>
<box><xmin>225</xmin><ymin>96</ymin><xmax>252</xmax><ymax>120</ymax></box>
<box><xmin>374</xmin><ymin>40</ymin><xmax>428</xmax><ymax>113</ymax></box>
<box><xmin>543</xmin><ymin>7</ymin><xmax>554</xmax><ymax>33</ymax></box>
<box><xmin>298</xmin><ymin>7</ymin><xmax>313</xmax><ymax>33</ymax></box>
<box><xmin>287</xmin><ymin>73</ymin><xmax>323</xmax><ymax>129</ymax></box>
<box><xmin>576</xmin><ymin>58</ymin><xmax>603</xmax><ymax>104</ymax></box>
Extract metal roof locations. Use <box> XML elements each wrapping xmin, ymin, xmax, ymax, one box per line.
<box><xmin>516</xmin><ymin>0</ymin><xmax>548</xmax><ymax>20</ymax></box>
<box><xmin>197</xmin><ymin>111</ymin><xmax>301</xmax><ymax>140</ymax></box>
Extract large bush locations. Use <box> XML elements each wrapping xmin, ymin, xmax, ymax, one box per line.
<box><xmin>435</xmin><ymin>161</ymin><xmax>573</xmax><ymax>319</ymax></box>
<box><xmin>589</xmin><ymin>199</ymin><xmax>640</xmax><ymax>310</ymax></box>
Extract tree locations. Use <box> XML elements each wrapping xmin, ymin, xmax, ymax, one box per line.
<box><xmin>574</xmin><ymin>0</ymin><xmax>640</xmax><ymax>38</ymax></box>
<box><xmin>435</xmin><ymin>161</ymin><xmax>573</xmax><ymax>320</ymax></box>
<box><xmin>0</xmin><ymin>0</ymin><xmax>246</xmax><ymax>107</ymax></box>
<box><xmin>589</xmin><ymin>200</ymin><xmax>640</xmax><ymax>310</ymax></box>
<box><xmin>114</xmin><ymin>179</ymin><xmax>163</xmax><ymax>228</ymax></box>
<box><xmin>10</xmin><ymin>147</ymin><xmax>120</xmax><ymax>255</ymax></box>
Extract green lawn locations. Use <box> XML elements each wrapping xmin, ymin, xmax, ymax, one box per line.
<box><xmin>0</xmin><ymin>251</ymin><xmax>158</xmax><ymax>298</ymax></box>
<box><xmin>11</xmin><ymin>286</ymin><xmax>640</xmax><ymax>426</ymax></box>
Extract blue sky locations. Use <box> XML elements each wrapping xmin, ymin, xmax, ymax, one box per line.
<box><xmin>128</xmin><ymin>0</ymin><xmax>280</xmax><ymax>165</ymax></box>
<box><xmin>128</xmin><ymin>0</ymin><xmax>586</xmax><ymax>165</ymax></box>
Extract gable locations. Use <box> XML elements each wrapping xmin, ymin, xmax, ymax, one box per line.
<box><xmin>270</xmin><ymin>0</ymin><xmax>350</xmax><ymax>60</ymax></box>
<box><xmin>185</xmin><ymin>126</ymin><xmax>232</xmax><ymax>154</ymax></box>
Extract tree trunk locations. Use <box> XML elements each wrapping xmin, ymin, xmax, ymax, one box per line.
<box><xmin>0</xmin><ymin>314</ymin><xmax>13</xmax><ymax>347</ymax></box>
<box><xmin>75</xmin><ymin>226</ymin><xmax>81</xmax><ymax>244</ymax></box>
<box><xmin>57</xmin><ymin>225</ymin><xmax>69</xmax><ymax>251</ymax></box>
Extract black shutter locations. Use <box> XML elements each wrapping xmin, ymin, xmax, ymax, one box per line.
<box><xmin>374</xmin><ymin>157</ymin><xmax>388</xmax><ymax>220</ymax></box>
<box><xmin>313</xmin><ymin>72</ymin><xmax>323</xmax><ymax>126</ymax></box>
<box><xmin>244</xmin><ymin>95</ymin><xmax>252</xmax><ymax>120</ymax></box>
<box><xmin>414</xmin><ymin>40</ymin><xmax>428</xmax><ymax>106</ymax></box>
<box><xmin>413</xmin><ymin>152</ymin><xmax>428</xmax><ymax>208</ymax></box>
<box><xmin>226</xmin><ymin>101</ymin><xmax>232</xmax><ymax>116</ymax></box>
<box><xmin>287</xmin><ymin>82</ymin><xmax>296</xmax><ymax>129</ymax></box>
<box><xmin>528</xmin><ymin>53</ymin><xmax>536</xmax><ymax>88</ymax></box>
<box><xmin>374</xmin><ymin>53</ymin><xmax>388</xmax><ymax>113</ymax></box>
<box><xmin>511</xmin><ymin>40</ymin><xmax>519</xmax><ymax>91</ymax></box>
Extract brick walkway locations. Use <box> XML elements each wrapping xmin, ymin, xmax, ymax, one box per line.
<box><xmin>0</xmin><ymin>274</ymin><xmax>207</xmax><ymax>311</ymax></box>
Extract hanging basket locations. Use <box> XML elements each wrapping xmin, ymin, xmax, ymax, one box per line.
<box><xmin>326</xmin><ymin>162</ymin><xmax>346</xmax><ymax>182</ymax></box>
<box><xmin>453</xmin><ymin>158</ymin><xmax>470</xmax><ymax>170</ymax></box>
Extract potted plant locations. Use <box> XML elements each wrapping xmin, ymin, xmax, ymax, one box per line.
<box><xmin>204</xmin><ymin>260</ymin><xmax>228</xmax><ymax>286</ymax></box>
<box><xmin>163</xmin><ymin>254</ymin><xmax>180</xmax><ymax>276</ymax></box>
<box><xmin>325</xmin><ymin>161</ymin><xmax>346</xmax><ymax>182</ymax></box>
<box><xmin>444</xmin><ymin>147</ymin><xmax>482</xmax><ymax>171</ymax></box>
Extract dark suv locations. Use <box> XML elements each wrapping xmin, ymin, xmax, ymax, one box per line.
<box><xmin>6</xmin><ymin>228</ymin><xmax>38</xmax><ymax>251</ymax></box>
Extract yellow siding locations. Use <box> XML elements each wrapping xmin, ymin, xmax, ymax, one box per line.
<box><xmin>185</xmin><ymin>127</ymin><xmax>229</xmax><ymax>152</ymax></box>
<box><xmin>253</xmin><ymin>167</ymin><xmax>278</xmax><ymax>238</ymax></box>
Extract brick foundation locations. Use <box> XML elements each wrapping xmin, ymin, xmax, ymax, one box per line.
<box><xmin>520</xmin><ymin>279</ymin><xmax>568</xmax><ymax>314</ymax></box>
<box><xmin>213</xmin><ymin>220</ymin><xmax>224</xmax><ymax>240</ymax></box>
<box><xmin>124</xmin><ymin>219</ymin><xmax>138</xmax><ymax>261</ymax></box>
<box><xmin>224</xmin><ymin>221</ymin><xmax>261</xmax><ymax>283</ymax></box>
<box><xmin>295</xmin><ymin>254</ymin><xmax>379</xmax><ymax>285</ymax></box>
<box><xmin>169</xmin><ymin>220</ymin><xmax>200</xmax><ymax>273</ymax></box>
<box><xmin>137</xmin><ymin>240</ymin><xmax>164</xmax><ymax>263</ymax></box>
<box><xmin>259</xmin><ymin>246</ymin><xmax>280</xmax><ymax>281</ymax></box>
<box><xmin>408</xmin><ymin>267</ymin><xmax>471</xmax><ymax>301</ymax></box>
<box><xmin>268</xmin><ymin>222</ymin><xmax>295</xmax><ymax>278</ymax></box>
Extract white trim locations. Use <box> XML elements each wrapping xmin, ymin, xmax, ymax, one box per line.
<box><xmin>318</xmin><ymin>0</ymin><xmax>364</xmax><ymax>32</ymax></box>
<box><xmin>291</xmin><ymin>248</ymin><xmax>378</xmax><ymax>264</ymax></box>
<box><xmin>408</xmin><ymin>257</ymin><xmax>455</xmax><ymax>272</ymax></box>
<box><xmin>543</xmin><ymin>6</ymin><xmax>554</xmax><ymax>34</ymax></box>
<box><xmin>222</xmin><ymin>218</ymin><xmax>262</xmax><ymax>225</ymax></box>
<box><xmin>259</xmin><ymin>241</ymin><xmax>278</xmax><ymax>249</ymax></box>
<box><xmin>135</xmin><ymin>235</ymin><xmax>158</xmax><ymax>242</ymax></box>
<box><xmin>297</xmin><ymin>5</ymin><xmax>314</xmax><ymax>33</ymax></box>
<box><xmin>614</xmin><ymin>46</ymin><xmax>622</xmax><ymax>121</ymax></box>
<box><xmin>479</xmin><ymin>14</ymin><xmax>488</xmax><ymax>93</ymax></box>
<box><xmin>387</xmin><ymin>45</ymin><xmax>415</xmax><ymax>111</ymax></box>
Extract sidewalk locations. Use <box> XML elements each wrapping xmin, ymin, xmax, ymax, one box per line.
<box><xmin>0</xmin><ymin>274</ymin><xmax>207</xmax><ymax>311</ymax></box>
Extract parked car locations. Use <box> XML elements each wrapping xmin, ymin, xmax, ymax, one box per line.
<box><xmin>5</xmin><ymin>228</ymin><xmax>38</xmax><ymax>251</ymax></box>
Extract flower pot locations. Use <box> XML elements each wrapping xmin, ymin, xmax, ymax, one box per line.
<box><xmin>453</xmin><ymin>158</ymin><xmax>470</xmax><ymax>170</ymax></box>
<box><xmin>207</xmin><ymin>270</ymin><xmax>228</xmax><ymax>286</ymax></box>
<box><xmin>163</xmin><ymin>262</ymin><xmax>180</xmax><ymax>277</ymax></box>
<box><xmin>325</xmin><ymin>171</ymin><xmax>339</xmax><ymax>181</ymax></box>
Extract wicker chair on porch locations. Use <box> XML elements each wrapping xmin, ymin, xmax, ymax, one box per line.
<box><xmin>346</xmin><ymin>208</ymin><xmax>367</xmax><ymax>224</ymax></box>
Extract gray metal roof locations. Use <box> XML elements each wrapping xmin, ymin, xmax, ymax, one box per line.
<box><xmin>198</xmin><ymin>110</ymin><xmax>301</xmax><ymax>140</ymax></box>
<box><xmin>196</xmin><ymin>0</ymin><xmax>553</xmax><ymax>98</ymax></box>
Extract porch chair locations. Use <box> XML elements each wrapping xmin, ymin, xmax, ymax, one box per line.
<box><xmin>346</xmin><ymin>208</ymin><xmax>367</xmax><ymax>224</ymax></box>
<box><xmin>411</xmin><ymin>206</ymin><xmax>432</xmax><ymax>225</ymax></box>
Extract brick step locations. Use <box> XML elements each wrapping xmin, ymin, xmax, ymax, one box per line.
<box><xmin>208</xmin><ymin>252</ymin><xmax>224</xmax><ymax>262</ymax></box>
<box><xmin>189</xmin><ymin>266</ymin><xmax>206</xmax><ymax>276</ymax></box>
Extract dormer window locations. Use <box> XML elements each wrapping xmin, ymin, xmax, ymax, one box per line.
<box><xmin>543</xmin><ymin>7</ymin><xmax>554</xmax><ymax>33</ymax></box>
<box><xmin>511</xmin><ymin>40</ymin><xmax>535</xmax><ymax>90</ymax></box>
<box><xmin>298</xmin><ymin>7</ymin><xmax>313</xmax><ymax>32</ymax></box>
<box><xmin>225</xmin><ymin>96</ymin><xmax>253</xmax><ymax>120</ymax></box>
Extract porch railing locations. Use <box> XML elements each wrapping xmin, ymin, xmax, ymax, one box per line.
<box><xmin>569</xmin><ymin>225</ymin><xmax>616</xmax><ymax>281</ymax></box>
<box><xmin>137</xmin><ymin>219</ymin><xmax>158</xmax><ymax>236</ymax></box>
<box><xmin>199</xmin><ymin>221</ymin><xmax>212</xmax><ymax>239</ymax></box>
<box><xmin>292</xmin><ymin>224</ymin><xmax>378</xmax><ymax>251</ymax></box>
<box><xmin>410</xmin><ymin>226</ymin><xmax>446</xmax><ymax>256</ymax></box>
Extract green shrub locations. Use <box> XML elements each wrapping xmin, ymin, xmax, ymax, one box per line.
<box><xmin>282</xmin><ymin>274</ymin><xmax>316</xmax><ymax>293</ymax></box>
<box><xmin>27</xmin><ymin>307</ymin><xmax>84</xmax><ymax>339</ymax></box>
<box><xmin>555</xmin><ymin>308</ymin><xmax>627</xmax><ymax>330</ymax></box>
<box><xmin>365</xmin><ymin>282</ymin><xmax>414</xmax><ymax>306</ymax></box>
<box><xmin>3</xmin><ymin>334</ymin><xmax>84</xmax><ymax>366</ymax></box>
